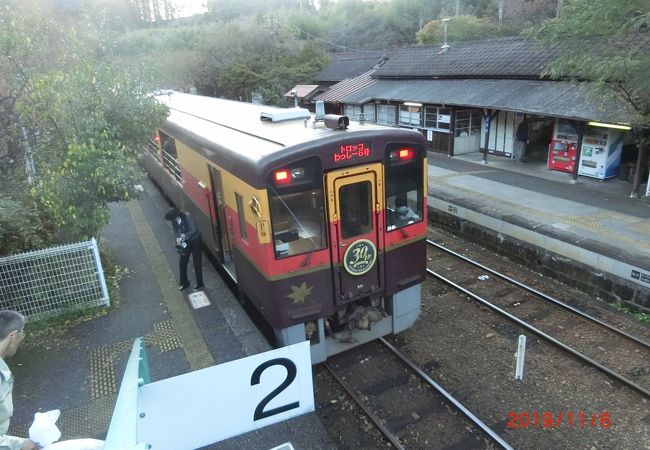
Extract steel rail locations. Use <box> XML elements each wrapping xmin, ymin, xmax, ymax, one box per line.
<box><xmin>427</xmin><ymin>267</ymin><xmax>650</xmax><ymax>398</ymax></box>
<box><xmin>379</xmin><ymin>338</ymin><xmax>514</xmax><ymax>450</ymax></box>
<box><xmin>323</xmin><ymin>362</ymin><xmax>405</xmax><ymax>450</ymax></box>
<box><xmin>427</xmin><ymin>239</ymin><xmax>650</xmax><ymax>350</ymax></box>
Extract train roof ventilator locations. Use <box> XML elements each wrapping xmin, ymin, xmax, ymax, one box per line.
<box><xmin>260</xmin><ymin>107</ymin><xmax>311</xmax><ymax>123</ymax></box>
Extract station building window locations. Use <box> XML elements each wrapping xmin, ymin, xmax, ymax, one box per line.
<box><xmin>399</xmin><ymin>104</ymin><xmax>422</xmax><ymax>127</ymax></box>
<box><xmin>455</xmin><ymin>110</ymin><xmax>481</xmax><ymax>137</ymax></box>
<box><xmin>362</xmin><ymin>104</ymin><xmax>375</xmax><ymax>122</ymax></box>
<box><xmin>424</xmin><ymin>107</ymin><xmax>451</xmax><ymax>131</ymax></box>
<box><xmin>344</xmin><ymin>104</ymin><xmax>376</xmax><ymax>122</ymax></box>
<box><xmin>376</xmin><ymin>104</ymin><xmax>397</xmax><ymax>126</ymax></box>
<box><xmin>344</xmin><ymin>104</ymin><xmax>362</xmax><ymax>120</ymax></box>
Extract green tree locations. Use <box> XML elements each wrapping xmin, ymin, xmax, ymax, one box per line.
<box><xmin>0</xmin><ymin>1</ymin><xmax>167</xmax><ymax>247</ymax></box>
<box><xmin>532</xmin><ymin>0</ymin><xmax>649</xmax><ymax>196</ymax></box>
<box><xmin>417</xmin><ymin>14</ymin><xmax>520</xmax><ymax>44</ymax></box>
<box><xmin>20</xmin><ymin>58</ymin><xmax>167</xmax><ymax>240</ymax></box>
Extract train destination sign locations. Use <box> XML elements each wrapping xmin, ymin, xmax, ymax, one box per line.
<box><xmin>333</xmin><ymin>142</ymin><xmax>371</xmax><ymax>163</ymax></box>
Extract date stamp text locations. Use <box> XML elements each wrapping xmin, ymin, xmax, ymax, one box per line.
<box><xmin>506</xmin><ymin>411</ymin><xmax>611</xmax><ymax>430</ymax></box>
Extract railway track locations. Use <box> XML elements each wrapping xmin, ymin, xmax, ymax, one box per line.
<box><xmin>322</xmin><ymin>338</ymin><xmax>513</xmax><ymax>450</ymax></box>
<box><xmin>426</xmin><ymin>239</ymin><xmax>650</xmax><ymax>398</ymax></box>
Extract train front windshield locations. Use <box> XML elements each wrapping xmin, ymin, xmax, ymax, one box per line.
<box><xmin>385</xmin><ymin>145</ymin><xmax>424</xmax><ymax>231</ymax></box>
<box><xmin>268</xmin><ymin>158</ymin><xmax>327</xmax><ymax>259</ymax></box>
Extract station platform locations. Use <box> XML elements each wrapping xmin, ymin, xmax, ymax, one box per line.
<box><xmin>6</xmin><ymin>149</ymin><xmax>649</xmax><ymax>449</ymax></box>
<box><xmin>8</xmin><ymin>177</ymin><xmax>335</xmax><ymax>450</ymax></box>
<box><xmin>426</xmin><ymin>150</ymin><xmax>650</xmax><ymax>311</ymax></box>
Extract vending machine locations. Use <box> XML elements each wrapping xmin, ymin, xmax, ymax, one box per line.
<box><xmin>578</xmin><ymin>126</ymin><xmax>623</xmax><ymax>180</ymax></box>
<box><xmin>547</xmin><ymin>119</ymin><xmax>579</xmax><ymax>173</ymax></box>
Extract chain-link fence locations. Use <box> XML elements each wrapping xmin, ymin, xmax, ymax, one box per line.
<box><xmin>0</xmin><ymin>238</ymin><xmax>109</xmax><ymax>321</ymax></box>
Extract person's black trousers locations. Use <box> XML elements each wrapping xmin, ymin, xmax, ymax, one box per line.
<box><xmin>179</xmin><ymin>238</ymin><xmax>203</xmax><ymax>286</ymax></box>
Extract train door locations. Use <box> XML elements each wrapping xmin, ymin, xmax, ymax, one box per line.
<box><xmin>208</xmin><ymin>166</ymin><xmax>233</xmax><ymax>267</ymax></box>
<box><xmin>326</xmin><ymin>163</ymin><xmax>384</xmax><ymax>304</ymax></box>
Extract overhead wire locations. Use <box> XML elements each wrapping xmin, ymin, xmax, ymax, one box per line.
<box><xmin>272</xmin><ymin>14</ymin><xmax>389</xmax><ymax>53</ymax></box>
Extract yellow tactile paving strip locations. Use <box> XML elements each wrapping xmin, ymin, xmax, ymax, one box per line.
<box><xmin>562</xmin><ymin>210</ymin><xmax>646</xmax><ymax>228</ymax></box>
<box><xmin>127</xmin><ymin>200</ymin><xmax>214</xmax><ymax>371</ymax></box>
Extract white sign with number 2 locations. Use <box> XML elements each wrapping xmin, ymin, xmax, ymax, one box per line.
<box><xmin>137</xmin><ymin>341</ymin><xmax>314</xmax><ymax>450</ymax></box>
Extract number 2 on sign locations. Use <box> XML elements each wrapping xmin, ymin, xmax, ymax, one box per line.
<box><xmin>250</xmin><ymin>357</ymin><xmax>300</xmax><ymax>421</ymax></box>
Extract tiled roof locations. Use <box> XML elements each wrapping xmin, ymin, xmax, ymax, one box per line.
<box><xmin>313</xmin><ymin>69</ymin><xmax>378</xmax><ymax>103</ymax></box>
<box><xmin>284</xmin><ymin>85</ymin><xmax>323</xmax><ymax>100</ymax></box>
<box><xmin>373</xmin><ymin>36</ymin><xmax>558</xmax><ymax>79</ymax></box>
<box><xmin>312</xmin><ymin>51</ymin><xmax>387</xmax><ymax>82</ymax></box>
<box><xmin>340</xmin><ymin>79</ymin><xmax>637</xmax><ymax>125</ymax></box>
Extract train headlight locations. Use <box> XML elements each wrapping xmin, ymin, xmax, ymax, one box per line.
<box><xmin>291</xmin><ymin>167</ymin><xmax>305</xmax><ymax>179</ymax></box>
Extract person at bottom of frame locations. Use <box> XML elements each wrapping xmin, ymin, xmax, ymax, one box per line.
<box><xmin>165</xmin><ymin>207</ymin><xmax>204</xmax><ymax>291</ymax></box>
<box><xmin>0</xmin><ymin>310</ymin><xmax>39</xmax><ymax>450</ymax></box>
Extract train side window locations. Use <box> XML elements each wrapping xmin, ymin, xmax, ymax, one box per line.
<box><xmin>269</xmin><ymin>190</ymin><xmax>326</xmax><ymax>259</ymax></box>
<box><xmin>235</xmin><ymin>193</ymin><xmax>248</xmax><ymax>240</ymax></box>
<box><xmin>158</xmin><ymin>130</ymin><xmax>181</xmax><ymax>183</ymax></box>
<box><xmin>385</xmin><ymin>153</ymin><xmax>423</xmax><ymax>231</ymax></box>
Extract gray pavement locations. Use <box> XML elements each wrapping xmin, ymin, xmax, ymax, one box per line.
<box><xmin>427</xmin><ymin>150</ymin><xmax>650</xmax><ymax>308</ymax></box>
<box><xmin>9</xmin><ymin>177</ymin><xmax>335</xmax><ymax>450</ymax></box>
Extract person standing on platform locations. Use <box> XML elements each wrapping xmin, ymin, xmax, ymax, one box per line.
<box><xmin>515</xmin><ymin>116</ymin><xmax>530</xmax><ymax>163</ymax></box>
<box><xmin>0</xmin><ymin>311</ymin><xmax>39</xmax><ymax>450</ymax></box>
<box><xmin>164</xmin><ymin>207</ymin><xmax>204</xmax><ymax>291</ymax></box>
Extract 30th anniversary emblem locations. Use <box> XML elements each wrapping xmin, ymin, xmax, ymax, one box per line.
<box><xmin>343</xmin><ymin>239</ymin><xmax>377</xmax><ymax>275</ymax></box>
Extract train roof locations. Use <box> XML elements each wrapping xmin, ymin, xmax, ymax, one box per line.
<box><xmin>155</xmin><ymin>91</ymin><xmax>425</xmax><ymax>187</ymax></box>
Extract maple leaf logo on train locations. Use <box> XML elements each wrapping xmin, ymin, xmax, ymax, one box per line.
<box><xmin>287</xmin><ymin>282</ymin><xmax>313</xmax><ymax>304</ymax></box>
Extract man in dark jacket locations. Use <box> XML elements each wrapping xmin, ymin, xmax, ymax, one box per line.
<box><xmin>164</xmin><ymin>207</ymin><xmax>204</xmax><ymax>291</ymax></box>
<box><xmin>515</xmin><ymin>116</ymin><xmax>529</xmax><ymax>163</ymax></box>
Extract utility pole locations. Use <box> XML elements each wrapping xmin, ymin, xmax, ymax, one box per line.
<box><xmin>456</xmin><ymin>0</ymin><xmax>460</xmax><ymax>17</ymax></box>
<box><xmin>498</xmin><ymin>0</ymin><xmax>504</xmax><ymax>24</ymax></box>
<box><xmin>556</xmin><ymin>0</ymin><xmax>564</xmax><ymax>18</ymax></box>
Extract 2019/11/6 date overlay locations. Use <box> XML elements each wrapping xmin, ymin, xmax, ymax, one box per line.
<box><xmin>506</xmin><ymin>411</ymin><xmax>612</xmax><ymax>430</ymax></box>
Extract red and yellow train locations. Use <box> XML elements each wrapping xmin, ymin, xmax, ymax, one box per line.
<box><xmin>142</xmin><ymin>91</ymin><xmax>427</xmax><ymax>363</ymax></box>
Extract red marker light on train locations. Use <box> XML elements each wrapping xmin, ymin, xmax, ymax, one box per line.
<box><xmin>274</xmin><ymin>169</ymin><xmax>291</xmax><ymax>184</ymax></box>
<box><xmin>390</xmin><ymin>147</ymin><xmax>415</xmax><ymax>161</ymax></box>
<box><xmin>274</xmin><ymin>168</ymin><xmax>305</xmax><ymax>185</ymax></box>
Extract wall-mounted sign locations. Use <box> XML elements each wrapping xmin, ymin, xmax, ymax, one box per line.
<box><xmin>343</xmin><ymin>239</ymin><xmax>377</xmax><ymax>275</ymax></box>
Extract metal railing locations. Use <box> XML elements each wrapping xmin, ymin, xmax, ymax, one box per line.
<box><xmin>0</xmin><ymin>238</ymin><xmax>110</xmax><ymax>321</ymax></box>
<box><xmin>104</xmin><ymin>337</ymin><xmax>150</xmax><ymax>450</ymax></box>
<box><xmin>144</xmin><ymin>138</ymin><xmax>182</xmax><ymax>183</ymax></box>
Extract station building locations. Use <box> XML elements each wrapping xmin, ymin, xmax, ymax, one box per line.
<box><xmin>287</xmin><ymin>36</ymin><xmax>647</xmax><ymax>193</ymax></box>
